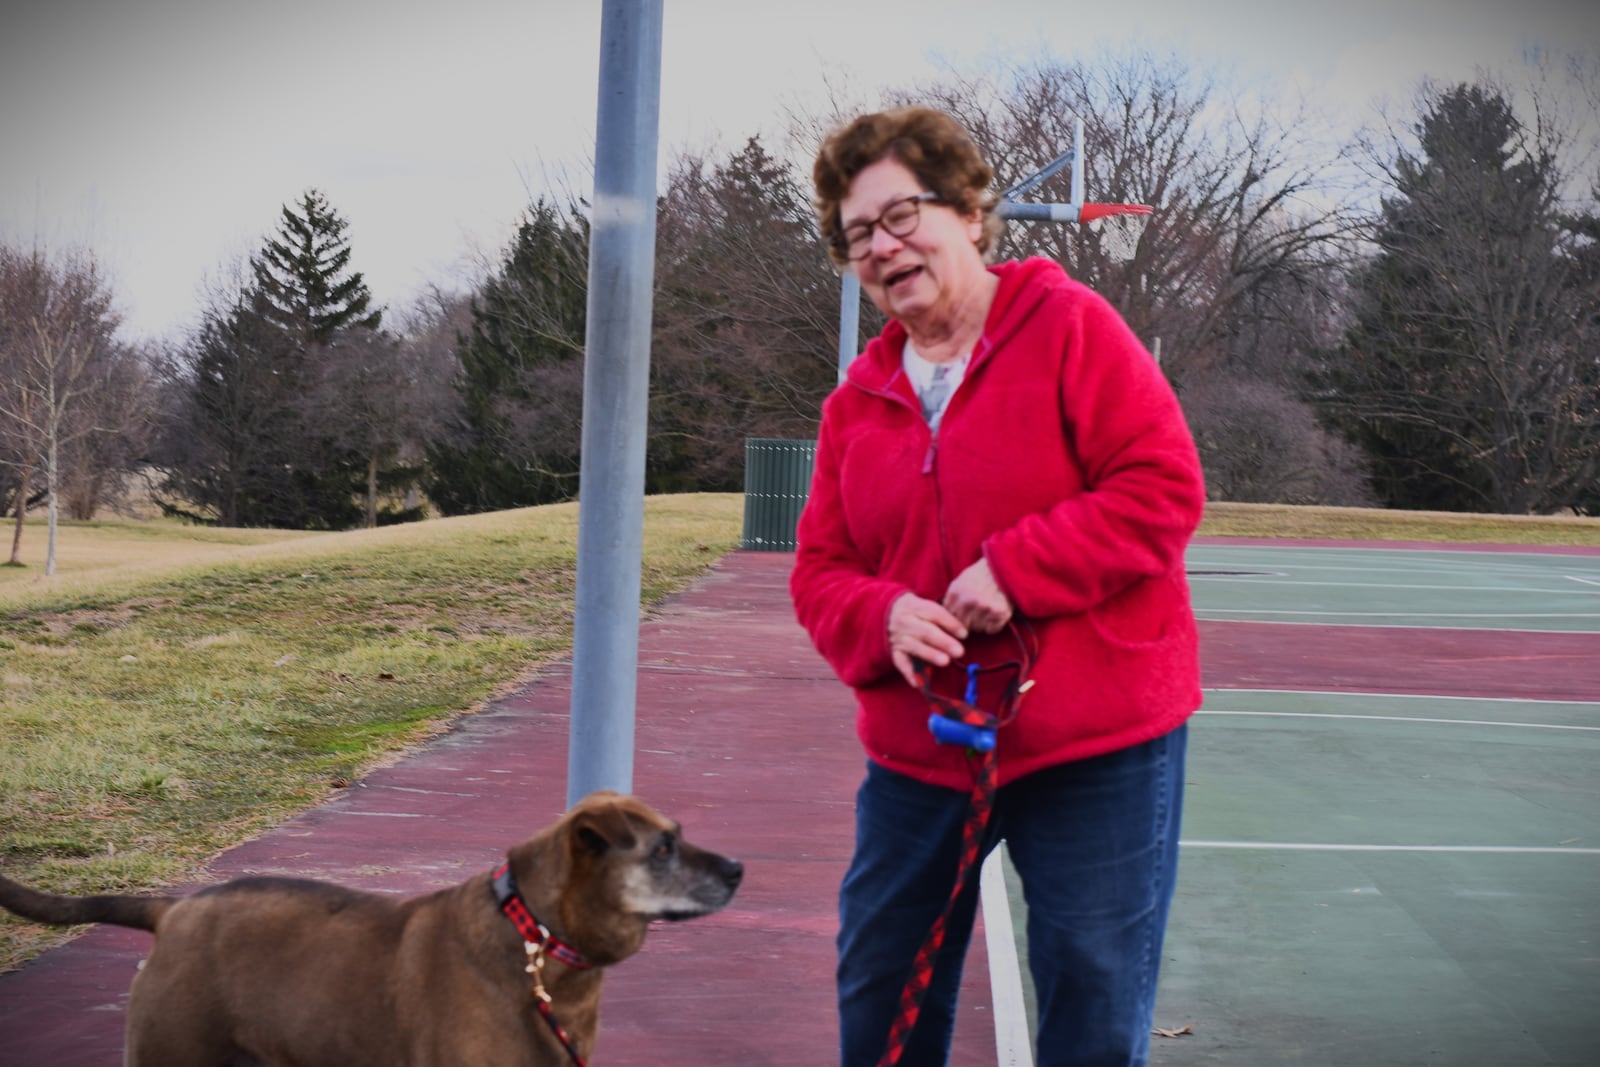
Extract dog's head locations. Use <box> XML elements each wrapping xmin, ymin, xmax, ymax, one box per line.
<box><xmin>569</xmin><ymin>791</ymin><xmax>744</xmax><ymax>923</ymax></box>
<box><xmin>510</xmin><ymin>791</ymin><xmax>742</xmax><ymax>966</ymax></box>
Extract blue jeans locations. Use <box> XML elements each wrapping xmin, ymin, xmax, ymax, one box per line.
<box><xmin>837</xmin><ymin>725</ymin><xmax>1187</xmax><ymax>1067</ymax></box>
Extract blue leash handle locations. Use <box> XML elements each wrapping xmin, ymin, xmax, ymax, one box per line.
<box><xmin>927</xmin><ymin>664</ymin><xmax>996</xmax><ymax>751</ymax></box>
<box><xmin>927</xmin><ymin>714</ymin><xmax>995</xmax><ymax>751</ymax></box>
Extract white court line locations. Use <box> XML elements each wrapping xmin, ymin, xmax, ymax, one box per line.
<box><xmin>1198</xmin><ymin>608</ymin><xmax>1599</xmax><ymax>618</ymax></box>
<box><xmin>373</xmin><ymin>784</ymin><xmax>481</xmax><ymax>798</ymax></box>
<box><xmin>1182</xmin><ymin>841</ymin><xmax>1600</xmax><ymax>855</ymax></box>
<box><xmin>1194</xmin><ymin>611</ymin><xmax>1600</xmax><ymax>634</ymax></box>
<box><xmin>1188</xmin><ymin>555</ymin><xmax>1589</xmax><ymax>576</ymax></box>
<box><xmin>326</xmin><ymin>810</ymin><xmax>428</xmax><ymax>818</ymax></box>
<box><xmin>1191</xmin><ymin>545</ymin><xmax>1596</xmax><ymax>561</ymax></box>
<box><xmin>1200</xmin><ymin>710</ymin><xmax>1600</xmax><ymax>732</ymax></box>
<box><xmin>1188</xmin><ymin>576</ymin><xmax>1600</xmax><ymax>597</ymax></box>
<box><xmin>981</xmin><ymin>851</ymin><xmax>1034</xmax><ymax>1067</ymax></box>
<box><xmin>1204</xmin><ymin>687</ymin><xmax>1599</xmax><ymax>706</ymax></box>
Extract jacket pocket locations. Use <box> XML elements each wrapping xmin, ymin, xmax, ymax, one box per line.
<box><xmin>1085</xmin><ymin>573</ymin><xmax>1186</xmax><ymax>649</ymax></box>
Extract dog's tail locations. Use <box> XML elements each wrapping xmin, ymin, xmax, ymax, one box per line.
<box><xmin>0</xmin><ymin>874</ymin><xmax>172</xmax><ymax>932</ymax></box>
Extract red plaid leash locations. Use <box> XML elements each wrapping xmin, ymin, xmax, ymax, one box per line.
<box><xmin>492</xmin><ymin>861</ymin><xmax>592</xmax><ymax>1066</ymax></box>
<box><xmin>877</xmin><ymin>622</ymin><xmax>1036</xmax><ymax>1067</ymax></box>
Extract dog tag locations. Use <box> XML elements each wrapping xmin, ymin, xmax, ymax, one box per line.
<box><xmin>524</xmin><ymin>941</ymin><xmax>554</xmax><ymax>1003</ymax></box>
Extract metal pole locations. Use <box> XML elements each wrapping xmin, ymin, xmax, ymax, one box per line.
<box><xmin>568</xmin><ymin>0</ymin><xmax>663</xmax><ymax>807</ymax></box>
<box><xmin>836</xmin><ymin>272</ymin><xmax>860</xmax><ymax>383</ymax></box>
<box><xmin>1070</xmin><ymin>116</ymin><xmax>1085</xmax><ymax>206</ymax></box>
<box><xmin>998</xmin><ymin>202</ymin><xmax>1084</xmax><ymax>223</ymax></box>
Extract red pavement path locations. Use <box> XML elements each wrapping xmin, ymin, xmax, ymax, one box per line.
<box><xmin>1200</xmin><ymin>620</ymin><xmax>1598</xmax><ymax>702</ymax></box>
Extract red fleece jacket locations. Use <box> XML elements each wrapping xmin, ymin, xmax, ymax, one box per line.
<box><xmin>790</xmin><ymin>257</ymin><xmax>1206</xmax><ymax>791</ymax></box>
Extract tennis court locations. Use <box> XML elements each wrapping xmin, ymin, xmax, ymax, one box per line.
<box><xmin>986</xmin><ymin>542</ymin><xmax>1600</xmax><ymax>1065</ymax></box>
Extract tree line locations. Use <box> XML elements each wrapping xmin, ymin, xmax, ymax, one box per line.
<box><xmin>2</xmin><ymin>51</ymin><xmax>1596</xmax><ymax>550</ymax></box>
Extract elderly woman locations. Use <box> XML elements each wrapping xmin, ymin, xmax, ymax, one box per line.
<box><xmin>790</xmin><ymin>107</ymin><xmax>1205</xmax><ymax>1067</ymax></box>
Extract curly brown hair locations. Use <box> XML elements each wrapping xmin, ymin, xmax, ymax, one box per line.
<box><xmin>812</xmin><ymin>107</ymin><xmax>1002</xmax><ymax>266</ymax></box>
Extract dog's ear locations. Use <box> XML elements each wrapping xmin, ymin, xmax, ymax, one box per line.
<box><xmin>571</xmin><ymin>796</ymin><xmax>639</xmax><ymax>856</ymax></box>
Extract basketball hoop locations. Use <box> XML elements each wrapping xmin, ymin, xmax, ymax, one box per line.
<box><xmin>1080</xmin><ymin>203</ymin><xmax>1152</xmax><ymax>264</ymax></box>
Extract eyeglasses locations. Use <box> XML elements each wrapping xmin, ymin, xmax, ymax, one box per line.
<box><xmin>837</xmin><ymin>192</ymin><xmax>941</xmax><ymax>261</ymax></box>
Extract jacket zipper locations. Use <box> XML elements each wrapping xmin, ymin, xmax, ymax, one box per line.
<box><xmin>923</xmin><ymin>416</ymin><xmax>950</xmax><ymax>583</ymax></box>
<box><xmin>849</xmin><ymin>347</ymin><xmax>970</xmax><ymax>588</ymax></box>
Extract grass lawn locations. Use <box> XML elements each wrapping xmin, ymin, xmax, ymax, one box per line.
<box><xmin>0</xmin><ymin>494</ymin><xmax>741</xmax><ymax>970</ymax></box>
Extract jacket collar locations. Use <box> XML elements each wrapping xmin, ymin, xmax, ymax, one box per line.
<box><xmin>847</xmin><ymin>257</ymin><xmax>1060</xmax><ymax>394</ymax></box>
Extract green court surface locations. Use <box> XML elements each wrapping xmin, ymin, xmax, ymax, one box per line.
<box><xmin>1184</xmin><ymin>542</ymin><xmax>1600</xmax><ymax>631</ymax></box>
<box><xmin>987</xmin><ymin>544</ymin><xmax>1600</xmax><ymax>1066</ymax></box>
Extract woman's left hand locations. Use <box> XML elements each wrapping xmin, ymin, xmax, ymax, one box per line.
<box><xmin>943</xmin><ymin>558</ymin><xmax>1013</xmax><ymax>635</ymax></box>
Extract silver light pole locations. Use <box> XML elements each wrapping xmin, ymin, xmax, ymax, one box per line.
<box><xmin>567</xmin><ymin>0</ymin><xmax>663</xmax><ymax>807</ymax></box>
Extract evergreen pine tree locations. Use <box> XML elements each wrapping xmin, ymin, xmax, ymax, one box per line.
<box><xmin>1316</xmin><ymin>83</ymin><xmax>1598</xmax><ymax>513</ymax></box>
<box><xmin>426</xmin><ymin>199</ymin><xmax>589</xmax><ymax>514</ymax></box>
<box><xmin>248</xmin><ymin>189</ymin><xmax>382</xmax><ymax>528</ymax></box>
<box><xmin>159</xmin><ymin>190</ymin><xmax>387</xmax><ymax>528</ymax></box>
<box><xmin>157</xmin><ymin>295</ymin><xmax>302</xmax><ymax>526</ymax></box>
<box><xmin>253</xmin><ymin>189</ymin><xmax>382</xmax><ymax>344</ymax></box>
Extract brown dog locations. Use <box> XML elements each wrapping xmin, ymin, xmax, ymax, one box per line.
<box><xmin>0</xmin><ymin>791</ymin><xmax>742</xmax><ymax>1065</ymax></box>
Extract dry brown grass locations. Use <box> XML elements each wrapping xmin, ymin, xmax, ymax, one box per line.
<box><xmin>1198</xmin><ymin>501</ymin><xmax>1600</xmax><ymax>546</ymax></box>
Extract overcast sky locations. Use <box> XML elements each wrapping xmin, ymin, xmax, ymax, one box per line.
<box><xmin>2</xmin><ymin>0</ymin><xmax>1595</xmax><ymax>342</ymax></box>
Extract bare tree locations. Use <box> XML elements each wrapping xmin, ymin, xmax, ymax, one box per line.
<box><xmin>651</xmin><ymin>136</ymin><xmax>842</xmax><ymax>489</ymax></box>
<box><xmin>0</xmin><ymin>376</ymin><xmax>40</xmax><ymax>566</ymax></box>
<box><xmin>1185</xmin><ymin>373</ymin><xmax>1374</xmax><ymax>505</ymax></box>
<box><xmin>0</xmin><ymin>245</ymin><xmax>43</xmax><ymax>564</ymax></box>
<box><xmin>0</xmin><ymin>243</ymin><xmax>128</xmax><ymax>573</ymax></box>
<box><xmin>53</xmin><ymin>335</ymin><xmax>157</xmax><ymax>519</ymax></box>
<box><xmin>863</xmin><ymin>53</ymin><xmax>1365</xmax><ymax>503</ymax></box>
<box><xmin>309</xmin><ymin>293</ymin><xmax>463</xmax><ymax>527</ymax></box>
<box><xmin>897</xmin><ymin>55</ymin><xmax>1358</xmax><ymax>383</ymax></box>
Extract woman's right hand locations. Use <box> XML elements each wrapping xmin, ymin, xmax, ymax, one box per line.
<box><xmin>888</xmin><ymin>592</ymin><xmax>967</xmax><ymax>688</ymax></box>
